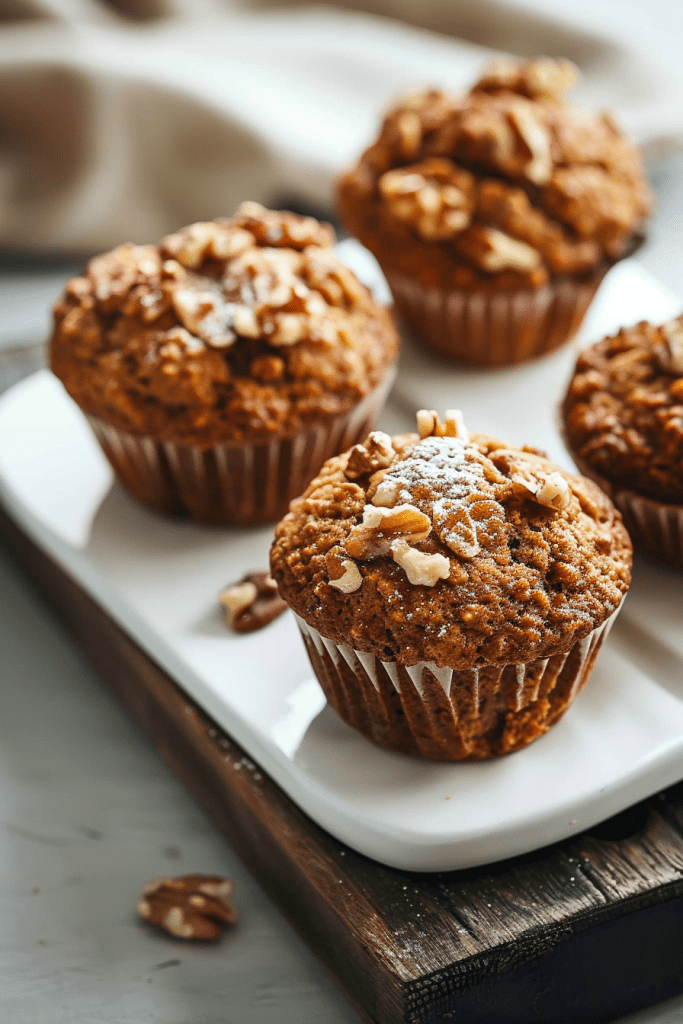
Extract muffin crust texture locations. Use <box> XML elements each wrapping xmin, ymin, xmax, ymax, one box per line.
<box><xmin>271</xmin><ymin>422</ymin><xmax>631</xmax><ymax>669</ymax></box>
<box><xmin>50</xmin><ymin>203</ymin><xmax>399</xmax><ymax>447</ymax></box>
<box><xmin>337</xmin><ymin>57</ymin><xmax>650</xmax><ymax>291</ymax></box>
<box><xmin>563</xmin><ymin>316</ymin><xmax>683</xmax><ymax>503</ymax></box>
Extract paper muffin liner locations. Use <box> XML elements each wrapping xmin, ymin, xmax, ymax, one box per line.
<box><xmin>295</xmin><ymin>608</ymin><xmax>619</xmax><ymax>761</ymax></box>
<box><xmin>564</xmin><ymin>448</ymin><xmax>683</xmax><ymax>571</ymax></box>
<box><xmin>383</xmin><ymin>269</ymin><xmax>605</xmax><ymax>367</ymax></box>
<box><xmin>86</xmin><ymin>370</ymin><xmax>395</xmax><ymax>526</ymax></box>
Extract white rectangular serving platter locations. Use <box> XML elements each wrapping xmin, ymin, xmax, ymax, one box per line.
<box><xmin>1</xmin><ymin>242</ymin><xmax>683</xmax><ymax>873</ymax></box>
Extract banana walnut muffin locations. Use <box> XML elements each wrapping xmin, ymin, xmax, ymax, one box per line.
<box><xmin>270</xmin><ymin>411</ymin><xmax>631</xmax><ymax>760</ymax></box>
<box><xmin>563</xmin><ymin>314</ymin><xmax>683</xmax><ymax>566</ymax></box>
<box><xmin>50</xmin><ymin>203</ymin><xmax>399</xmax><ymax>525</ymax></box>
<box><xmin>337</xmin><ymin>57</ymin><xmax>651</xmax><ymax>365</ymax></box>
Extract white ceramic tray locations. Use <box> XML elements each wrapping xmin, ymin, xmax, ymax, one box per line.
<box><xmin>1</xmin><ymin>244</ymin><xmax>683</xmax><ymax>873</ymax></box>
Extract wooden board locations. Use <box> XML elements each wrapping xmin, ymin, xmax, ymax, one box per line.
<box><xmin>3</xmin><ymin>501</ymin><xmax>683</xmax><ymax>1024</ymax></box>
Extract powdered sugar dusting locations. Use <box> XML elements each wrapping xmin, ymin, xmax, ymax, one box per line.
<box><xmin>379</xmin><ymin>437</ymin><xmax>507</xmax><ymax>559</ymax></box>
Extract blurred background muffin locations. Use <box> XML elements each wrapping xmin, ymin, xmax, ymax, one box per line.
<box><xmin>50</xmin><ymin>203</ymin><xmax>399</xmax><ymax>526</ymax></box>
<box><xmin>337</xmin><ymin>57</ymin><xmax>652</xmax><ymax>366</ymax></box>
<box><xmin>562</xmin><ymin>314</ymin><xmax>683</xmax><ymax>568</ymax></box>
<box><xmin>270</xmin><ymin>410</ymin><xmax>631</xmax><ymax>760</ymax></box>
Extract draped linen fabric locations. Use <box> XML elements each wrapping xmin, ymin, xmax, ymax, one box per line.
<box><xmin>0</xmin><ymin>0</ymin><xmax>681</xmax><ymax>252</ymax></box>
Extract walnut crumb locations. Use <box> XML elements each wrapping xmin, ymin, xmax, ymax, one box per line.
<box><xmin>344</xmin><ymin>431</ymin><xmax>395</xmax><ymax>479</ymax></box>
<box><xmin>390</xmin><ymin>538</ymin><xmax>451</xmax><ymax>586</ymax></box>
<box><xmin>511</xmin><ymin>466</ymin><xmax>571</xmax><ymax>511</ymax></box>
<box><xmin>416</xmin><ymin>408</ymin><xmax>469</xmax><ymax>441</ymax></box>
<box><xmin>370</xmin><ymin>476</ymin><xmax>402</xmax><ymax>508</ymax></box>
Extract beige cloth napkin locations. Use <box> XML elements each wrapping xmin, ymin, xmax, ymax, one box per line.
<box><xmin>1</xmin><ymin>0</ymin><xmax>682</xmax><ymax>253</ymax></box>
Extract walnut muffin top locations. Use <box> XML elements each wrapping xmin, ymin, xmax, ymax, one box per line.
<box><xmin>270</xmin><ymin>411</ymin><xmax>631</xmax><ymax>669</ymax></box>
<box><xmin>563</xmin><ymin>316</ymin><xmax>683</xmax><ymax>503</ymax></box>
<box><xmin>337</xmin><ymin>57</ymin><xmax>651</xmax><ymax>291</ymax></box>
<box><xmin>50</xmin><ymin>203</ymin><xmax>399</xmax><ymax>447</ymax></box>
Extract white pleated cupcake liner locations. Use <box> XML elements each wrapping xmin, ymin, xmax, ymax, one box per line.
<box><xmin>296</xmin><ymin>607</ymin><xmax>619</xmax><ymax>760</ymax></box>
<box><xmin>384</xmin><ymin>270</ymin><xmax>603</xmax><ymax>367</ymax></box>
<box><xmin>87</xmin><ymin>370</ymin><xmax>395</xmax><ymax>526</ymax></box>
<box><xmin>564</xmin><ymin>449</ymin><xmax>683</xmax><ymax>571</ymax></box>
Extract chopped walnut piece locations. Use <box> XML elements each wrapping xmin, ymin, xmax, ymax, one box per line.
<box><xmin>456</xmin><ymin>226</ymin><xmax>541</xmax><ymax>273</ymax></box>
<box><xmin>443</xmin><ymin>409</ymin><xmax>469</xmax><ymax>441</ymax></box>
<box><xmin>416</xmin><ymin>408</ymin><xmax>469</xmax><ymax>441</ymax></box>
<box><xmin>658</xmin><ymin>318</ymin><xmax>683</xmax><ymax>374</ymax></box>
<box><xmin>138</xmin><ymin>287</ymin><xmax>167</xmax><ymax>322</ymax></box>
<box><xmin>231</xmin><ymin>305</ymin><xmax>260</xmax><ymax>338</ymax></box>
<box><xmin>370</xmin><ymin>475</ymin><xmax>402</xmax><ymax>508</ymax></box>
<box><xmin>220</xmin><ymin>572</ymin><xmax>288</xmax><ymax>632</ymax></box>
<box><xmin>390</xmin><ymin>538</ymin><xmax>451</xmax><ymax>586</ymax></box>
<box><xmin>88</xmin><ymin>244</ymin><xmax>161</xmax><ymax>308</ymax></box>
<box><xmin>157</xmin><ymin>206</ymin><xmax>372</xmax><ymax>354</ymax></box>
<box><xmin>345</xmin><ymin>504</ymin><xmax>431</xmax><ymax>559</ymax></box>
<box><xmin>511</xmin><ymin>466</ymin><xmax>571</xmax><ymax>511</ymax></box>
<box><xmin>474</xmin><ymin>56</ymin><xmax>579</xmax><ymax>100</ymax></box>
<box><xmin>395</xmin><ymin>110</ymin><xmax>423</xmax><ymax>159</ymax></box>
<box><xmin>379</xmin><ymin>159</ymin><xmax>474</xmax><ymax>241</ymax></box>
<box><xmin>137</xmin><ymin>875</ymin><xmax>237</xmax><ymax>940</ymax></box>
<box><xmin>221</xmin><ymin>581</ymin><xmax>257</xmax><ymax>618</ymax></box>
<box><xmin>326</xmin><ymin>550</ymin><xmax>363</xmax><ymax>593</ymax></box>
<box><xmin>417</xmin><ymin>409</ymin><xmax>438</xmax><ymax>439</ymax></box>
<box><xmin>344</xmin><ymin>431</ymin><xmax>396</xmax><ymax>480</ymax></box>
<box><xmin>171</xmin><ymin>285</ymin><xmax>236</xmax><ymax>348</ymax></box>
<box><xmin>507</xmin><ymin>101</ymin><xmax>552</xmax><ymax>185</ymax></box>
<box><xmin>161</xmin><ymin>258</ymin><xmax>184</xmax><ymax>280</ymax></box>
<box><xmin>234</xmin><ymin>201</ymin><xmax>335</xmax><ymax>251</ymax></box>
<box><xmin>162</xmin><ymin>221</ymin><xmax>257</xmax><ymax>268</ymax></box>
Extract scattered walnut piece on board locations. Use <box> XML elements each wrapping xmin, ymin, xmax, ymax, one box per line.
<box><xmin>220</xmin><ymin>572</ymin><xmax>287</xmax><ymax>632</ymax></box>
<box><xmin>137</xmin><ymin>875</ymin><xmax>237</xmax><ymax>940</ymax></box>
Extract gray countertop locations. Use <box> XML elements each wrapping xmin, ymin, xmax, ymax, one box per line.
<box><xmin>3</xmin><ymin>156</ymin><xmax>683</xmax><ymax>1023</ymax></box>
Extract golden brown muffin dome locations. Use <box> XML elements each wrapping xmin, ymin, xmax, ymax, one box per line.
<box><xmin>563</xmin><ymin>315</ymin><xmax>683</xmax><ymax>503</ymax></box>
<box><xmin>337</xmin><ymin>57</ymin><xmax>651</xmax><ymax>293</ymax></box>
<box><xmin>270</xmin><ymin>412</ymin><xmax>632</xmax><ymax>670</ymax></box>
<box><xmin>50</xmin><ymin>203</ymin><xmax>400</xmax><ymax>448</ymax></box>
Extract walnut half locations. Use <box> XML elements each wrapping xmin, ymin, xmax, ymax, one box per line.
<box><xmin>137</xmin><ymin>875</ymin><xmax>237</xmax><ymax>940</ymax></box>
<box><xmin>510</xmin><ymin>466</ymin><xmax>571</xmax><ymax>511</ymax></box>
<box><xmin>345</xmin><ymin>504</ymin><xmax>431</xmax><ymax>559</ymax></box>
<box><xmin>220</xmin><ymin>572</ymin><xmax>288</xmax><ymax>632</ymax></box>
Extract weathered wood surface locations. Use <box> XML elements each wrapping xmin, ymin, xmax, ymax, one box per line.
<box><xmin>2</xmin><ymin>503</ymin><xmax>683</xmax><ymax>1024</ymax></box>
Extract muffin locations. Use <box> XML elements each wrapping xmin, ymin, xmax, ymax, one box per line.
<box><xmin>270</xmin><ymin>410</ymin><xmax>631</xmax><ymax>760</ymax></box>
<box><xmin>337</xmin><ymin>57</ymin><xmax>651</xmax><ymax>366</ymax></box>
<box><xmin>50</xmin><ymin>203</ymin><xmax>400</xmax><ymax>526</ymax></box>
<box><xmin>562</xmin><ymin>315</ymin><xmax>683</xmax><ymax>568</ymax></box>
